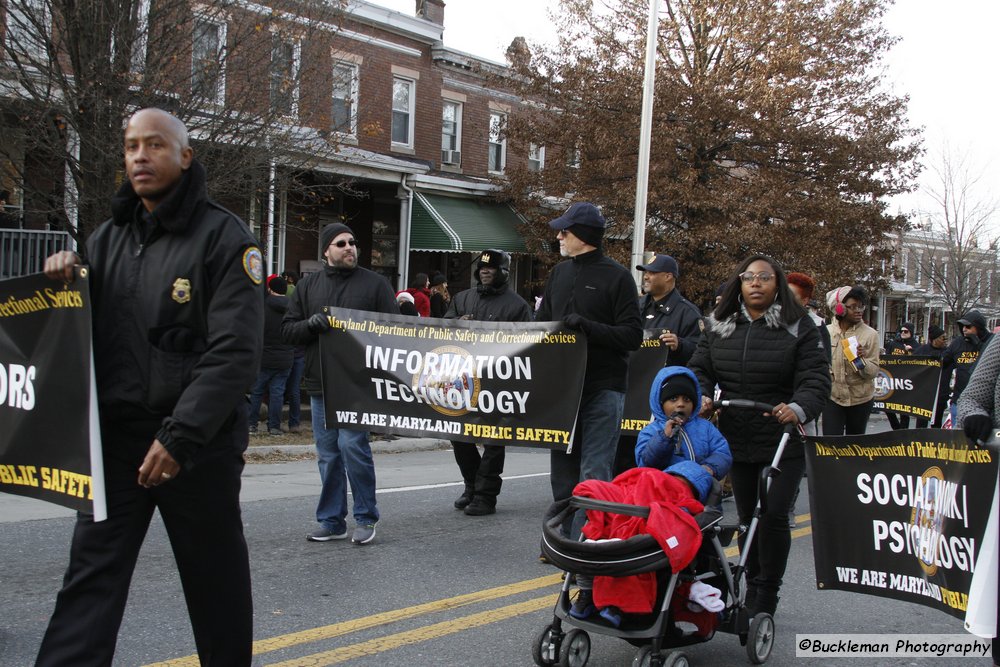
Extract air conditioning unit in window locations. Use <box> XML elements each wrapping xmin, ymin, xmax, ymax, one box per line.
<box><xmin>441</xmin><ymin>149</ymin><xmax>461</xmax><ymax>165</ymax></box>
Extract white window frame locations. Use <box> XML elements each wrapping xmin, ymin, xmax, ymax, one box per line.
<box><xmin>528</xmin><ymin>143</ymin><xmax>545</xmax><ymax>172</ymax></box>
<box><xmin>441</xmin><ymin>100</ymin><xmax>462</xmax><ymax>162</ymax></box>
<box><xmin>488</xmin><ymin>112</ymin><xmax>506</xmax><ymax>174</ymax></box>
<box><xmin>270</xmin><ymin>33</ymin><xmax>301</xmax><ymax>118</ymax></box>
<box><xmin>331</xmin><ymin>60</ymin><xmax>359</xmax><ymax>137</ymax></box>
<box><xmin>191</xmin><ymin>13</ymin><xmax>227</xmax><ymax>106</ymax></box>
<box><xmin>391</xmin><ymin>76</ymin><xmax>415</xmax><ymax>148</ymax></box>
<box><xmin>6</xmin><ymin>0</ymin><xmax>50</xmax><ymax>59</ymax></box>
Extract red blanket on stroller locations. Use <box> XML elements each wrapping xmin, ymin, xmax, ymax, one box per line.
<box><xmin>574</xmin><ymin>467</ymin><xmax>704</xmax><ymax>613</ymax></box>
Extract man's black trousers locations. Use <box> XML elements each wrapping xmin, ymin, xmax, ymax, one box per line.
<box><xmin>36</xmin><ymin>421</ymin><xmax>253</xmax><ymax>667</ymax></box>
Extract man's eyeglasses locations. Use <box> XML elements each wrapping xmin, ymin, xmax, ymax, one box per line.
<box><xmin>332</xmin><ymin>239</ymin><xmax>357</xmax><ymax>248</ymax></box>
<box><xmin>738</xmin><ymin>271</ymin><xmax>774</xmax><ymax>284</ymax></box>
<box><xmin>845</xmin><ymin>304</ymin><xmax>864</xmax><ymax>312</ymax></box>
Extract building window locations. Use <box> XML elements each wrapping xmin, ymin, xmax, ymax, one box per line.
<box><xmin>488</xmin><ymin>112</ymin><xmax>506</xmax><ymax>173</ymax></box>
<box><xmin>5</xmin><ymin>0</ymin><xmax>48</xmax><ymax>57</ymax></box>
<box><xmin>192</xmin><ymin>16</ymin><xmax>226</xmax><ymax>105</ymax></box>
<box><xmin>441</xmin><ymin>101</ymin><xmax>462</xmax><ymax>165</ymax></box>
<box><xmin>528</xmin><ymin>143</ymin><xmax>545</xmax><ymax>172</ymax></box>
<box><xmin>391</xmin><ymin>77</ymin><xmax>415</xmax><ymax>147</ymax></box>
<box><xmin>270</xmin><ymin>35</ymin><xmax>300</xmax><ymax>117</ymax></box>
<box><xmin>331</xmin><ymin>61</ymin><xmax>358</xmax><ymax>135</ymax></box>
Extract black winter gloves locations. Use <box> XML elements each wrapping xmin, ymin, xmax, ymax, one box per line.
<box><xmin>963</xmin><ymin>414</ymin><xmax>993</xmax><ymax>444</ymax></box>
<box><xmin>563</xmin><ymin>313</ymin><xmax>590</xmax><ymax>334</ymax></box>
<box><xmin>307</xmin><ymin>312</ymin><xmax>332</xmax><ymax>334</ymax></box>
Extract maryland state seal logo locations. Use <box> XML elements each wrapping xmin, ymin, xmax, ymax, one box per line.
<box><xmin>171</xmin><ymin>278</ymin><xmax>192</xmax><ymax>304</ymax></box>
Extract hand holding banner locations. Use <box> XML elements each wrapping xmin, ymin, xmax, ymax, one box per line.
<box><xmin>0</xmin><ymin>271</ymin><xmax>105</xmax><ymax>519</ymax></box>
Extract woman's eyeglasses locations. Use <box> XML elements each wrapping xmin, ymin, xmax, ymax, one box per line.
<box><xmin>738</xmin><ymin>271</ymin><xmax>774</xmax><ymax>284</ymax></box>
<box><xmin>333</xmin><ymin>239</ymin><xmax>357</xmax><ymax>248</ymax></box>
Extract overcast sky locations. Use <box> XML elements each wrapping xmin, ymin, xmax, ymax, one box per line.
<box><xmin>371</xmin><ymin>0</ymin><xmax>998</xmax><ymax>230</ymax></box>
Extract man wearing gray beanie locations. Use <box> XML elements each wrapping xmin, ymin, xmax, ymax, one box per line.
<box><xmin>282</xmin><ymin>223</ymin><xmax>399</xmax><ymax>545</ymax></box>
<box><xmin>536</xmin><ymin>202</ymin><xmax>643</xmax><ymax>539</ymax></box>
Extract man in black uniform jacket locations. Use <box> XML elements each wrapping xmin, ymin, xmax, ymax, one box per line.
<box><xmin>39</xmin><ymin>108</ymin><xmax>263</xmax><ymax>666</ymax></box>
<box><xmin>445</xmin><ymin>248</ymin><xmax>532</xmax><ymax>515</ymax></box>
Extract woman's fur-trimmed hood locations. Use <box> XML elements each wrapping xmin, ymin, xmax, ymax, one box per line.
<box><xmin>706</xmin><ymin>301</ymin><xmax>799</xmax><ymax>339</ymax></box>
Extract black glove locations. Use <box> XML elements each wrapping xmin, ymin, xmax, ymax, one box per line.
<box><xmin>307</xmin><ymin>312</ymin><xmax>331</xmax><ymax>334</ymax></box>
<box><xmin>563</xmin><ymin>313</ymin><xmax>589</xmax><ymax>333</ymax></box>
<box><xmin>963</xmin><ymin>414</ymin><xmax>993</xmax><ymax>443</ymax></box>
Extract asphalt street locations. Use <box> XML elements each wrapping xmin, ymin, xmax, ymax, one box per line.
<box><xmin>0</xmin><ymin>415</ymin><xmax>988</xmax><ymax>666</ymax></box>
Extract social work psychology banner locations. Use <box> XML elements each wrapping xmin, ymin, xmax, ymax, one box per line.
<box><xmin>805</xmin><ymin>429</ymin><xmax>997</xmax><ymax>622</ymax></box>
<box><xmin>873</xmin><ymin>355</ymin><xmax>942</xmax><ymax>419</ymax></box>
<box><xmin>319</xmin><ymin>308</ymin><xmax>587</xmax><ymax>450</ymax></box>
<box><xmin>0</xmin><ymin>271</ymin><xmax>106</xmax><ymax>518</ymax></box>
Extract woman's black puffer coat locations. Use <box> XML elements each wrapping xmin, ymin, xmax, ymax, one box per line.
<box><xmin>688</xmin><ymin>303</ymin><xmax>831</xmax><ymax>462</ymax></box>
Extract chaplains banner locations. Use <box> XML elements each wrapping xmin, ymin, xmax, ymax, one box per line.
<box><xmin>319</xmin><ymin>308</ymin><xmax>587</xmax><ymax>450</ymax></box>
<box><xmin>805</xmin><ymin>429</ymin><xmax>997</xmax><ymax>625</ymax></box>
<box><xmin>620</xmin><ymin>336</ymin><xmax>669</xmax><ymax>435</ymax></box>
<box><xmin>0</xmin><ymin>271</ymin><xmax>106</xmax><ymax>519</ymax></box>
<box><xmin>873</xmin><ymin>355</ymin><xmax>942</xmax><ymax>419</ymax></box>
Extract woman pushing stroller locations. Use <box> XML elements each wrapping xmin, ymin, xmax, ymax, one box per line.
<box><xmin>688</xmin><ymin>254</ymin><xmax>831</xmax><ymax>618</ymax></box>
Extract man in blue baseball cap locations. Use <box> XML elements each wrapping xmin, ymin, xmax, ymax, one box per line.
<box><xmin>537</xmin><ymin>202</ymin><xmax>643</xmax><ymax>539</ymax></box>
<box><xmin>636</xmin><ymin>253</ymin><xmax>702</xmax><ymax>366</ymax></box>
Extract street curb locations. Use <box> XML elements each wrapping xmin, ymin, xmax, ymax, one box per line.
<box><xmin>247</xmin><ymin>438</ymin><xmax>452</xmax><ymax>457</ymax></box>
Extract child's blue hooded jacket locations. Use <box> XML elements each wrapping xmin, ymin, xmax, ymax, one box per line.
<box><xmin>635</xmin><ymin>366</ymin><xmax>732</xmax><ymax>502</ymax></box>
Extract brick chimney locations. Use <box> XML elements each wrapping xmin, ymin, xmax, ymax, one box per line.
<box><xmin>416</xmin><ymin>0</ymin><xmax>445</xmax><ymax>26</ymax></box>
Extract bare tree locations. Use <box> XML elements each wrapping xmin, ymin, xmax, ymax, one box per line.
<box><xmin>0</xmin><ymin>0</ymin><xmax>355</xmax><ymax>241</ymax></box>
<box><xmin>912</xmin><ymin>145</ymin><xmax>999</xmax><ymax>318</ymax></box>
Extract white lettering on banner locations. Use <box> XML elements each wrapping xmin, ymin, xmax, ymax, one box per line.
<box><xmin>856</xmin><ymin>473</ymin><xmax>967</xmax><ymax>524</ymax></box>
<box><xmin>365</xmin><ymin>345</ymin><xmax>533</xmax><ymax>381</ymax></box>
<box><xmin>871</xmin><ymin>521</ymin><xmax>976</xmax><ymax>572</ymax></box>
<box><xmin>0</xmin><ymin>363</ymin><xmax>37</xmax><ymax>410</ymax></box>
<box><xmin>370</xmin><ymin>377</ymin><xmax>528</xmax><ymax>415</ymax></box>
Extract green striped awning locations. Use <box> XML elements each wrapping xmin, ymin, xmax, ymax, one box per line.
<box><xmin>410</xmin><ymin>192</ymin><xmax>527</xmax><ymax>253</ymax></box>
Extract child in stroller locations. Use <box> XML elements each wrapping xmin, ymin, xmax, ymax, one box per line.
<box><xmin>570</xmin><ymin>367</ymin><xmax>731</xmax><ymax>627</ymax></box>
<box><xmin>535</xmin><ymin>371</ymin><xmax>784</xmax><ymax>666</ymax></box>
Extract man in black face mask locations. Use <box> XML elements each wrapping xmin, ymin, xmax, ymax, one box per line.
<box><xmin>444</xmin><ymin>249</ymin><xmax>532</xmax><ymax>515</ymax></box>
<box><xmin>941</xmin><ymin>309</ymin><xmax>993</xmax><ymax>426</ymax></box>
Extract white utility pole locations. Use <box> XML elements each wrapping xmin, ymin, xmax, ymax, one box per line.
<box><xmin>630</xmin><ymin>0</ymin><xmax>660</xmax><ymax>288</ymax></box>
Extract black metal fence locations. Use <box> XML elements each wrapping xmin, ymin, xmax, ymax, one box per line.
<box><xmin>0</xmin><ymin>229</ymin><xmax>74</xmax><ymax>279</ymax></box>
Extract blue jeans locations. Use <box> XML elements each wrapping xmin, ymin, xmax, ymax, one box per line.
<box><xmin>284</xmin><ymin>353</ymin><xmax>305</xmax><ymax>428</ymax></box>
<box><xmin>311</xmin><ymin>396</ymin><xmax>379</xmax><ymax>532</ymax></box>
<box><xmin>248</xmin><ymin>367</ymin><xmax>291</xmax><ymax>431</ymax></box>
<box><xmin>550</xmin><ymin>389</ymin><xmax>626</xmax><ymax>538</ymax></box>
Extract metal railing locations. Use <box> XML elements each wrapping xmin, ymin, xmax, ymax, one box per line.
<box><xmin>0</xmin><ymin>229</ymin><xmax>74</xmax><ymax>279</ymax></box>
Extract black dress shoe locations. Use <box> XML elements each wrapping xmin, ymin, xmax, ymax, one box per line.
<box><xmin>454</xmin><ymin>489</ymin><xmax>474</xmax><ymax>509</ymax></box>
<box><xmin>463</xmin><ymin>498</ymin><xmax>496</xmax><ymax>516</ymax></box>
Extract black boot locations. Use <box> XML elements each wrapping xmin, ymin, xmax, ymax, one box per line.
<box><xmin>749</xmin><ymin>588</ymin><xmax>780</xmax><ymax>617</ymax></box>
<box><xmin>464</xmin><ymin>497</ymin><xmax>496</xmax><ymax>516</ymax></box>
<box><xmin>454</xmin><ymin>487</ymin><xmax>474</xmax><ymax>509</ymax></box>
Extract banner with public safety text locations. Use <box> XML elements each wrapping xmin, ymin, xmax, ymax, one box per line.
<box><xmin>0</xmin><ymin>271</ymin><xmax>106</xmax><ymax>519</ymax></box>
<box><xmin>319</xmin><ymin>308</ymin><xmax>587</xmax><ymax>449</ymax></box>
<box><xmin>873</xmin><ymin>355</ymin><xmax>942</xmax><ymax>418</ymax></box>
<box><xmin>805</xmin><ymin>429</ymin><xmax>997</xmax><ymax>626</ymax></box>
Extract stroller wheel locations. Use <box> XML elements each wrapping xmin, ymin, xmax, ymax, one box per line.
<box><xmin>557</xmin><ymin>628</ymin><xmax>590</xmax><ymax>667</ymax></box>
<box><xmin>532</xmin><ymin>624</ymin><xmax>560</xmax><ymax>666</ymax></box>
<box><xmin>746</xmin><ymin>613</ymin><xmax>775</xmax><ymax>664</ymax></box>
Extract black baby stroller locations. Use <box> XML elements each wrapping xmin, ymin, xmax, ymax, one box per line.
<box><xmin>532</xmin><ymin>400</ymin><xmax>796</xmax><ymax>667</ymax></box>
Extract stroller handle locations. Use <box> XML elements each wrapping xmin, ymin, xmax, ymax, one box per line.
<box><xmin>714</xmin><ymin>398</ymin><xmax>796</xmax><ymax>434</ymax></box>
<box><xmin>715</xmin><ymin>398</ymin><xmax>776</xmax><ymax>413</ymax></box>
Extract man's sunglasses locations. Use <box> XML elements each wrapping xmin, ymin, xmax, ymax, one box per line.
<box><xmin>333</xmin><ymin>239</ymin><xmax>357</xmax><ymax>248</ymax></box>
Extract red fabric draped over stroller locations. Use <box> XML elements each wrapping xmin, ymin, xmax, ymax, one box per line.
<box><xmin>574</xmin><ymin>468</ymin><xmax>704</xmax><ymax>613</ymax></box>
